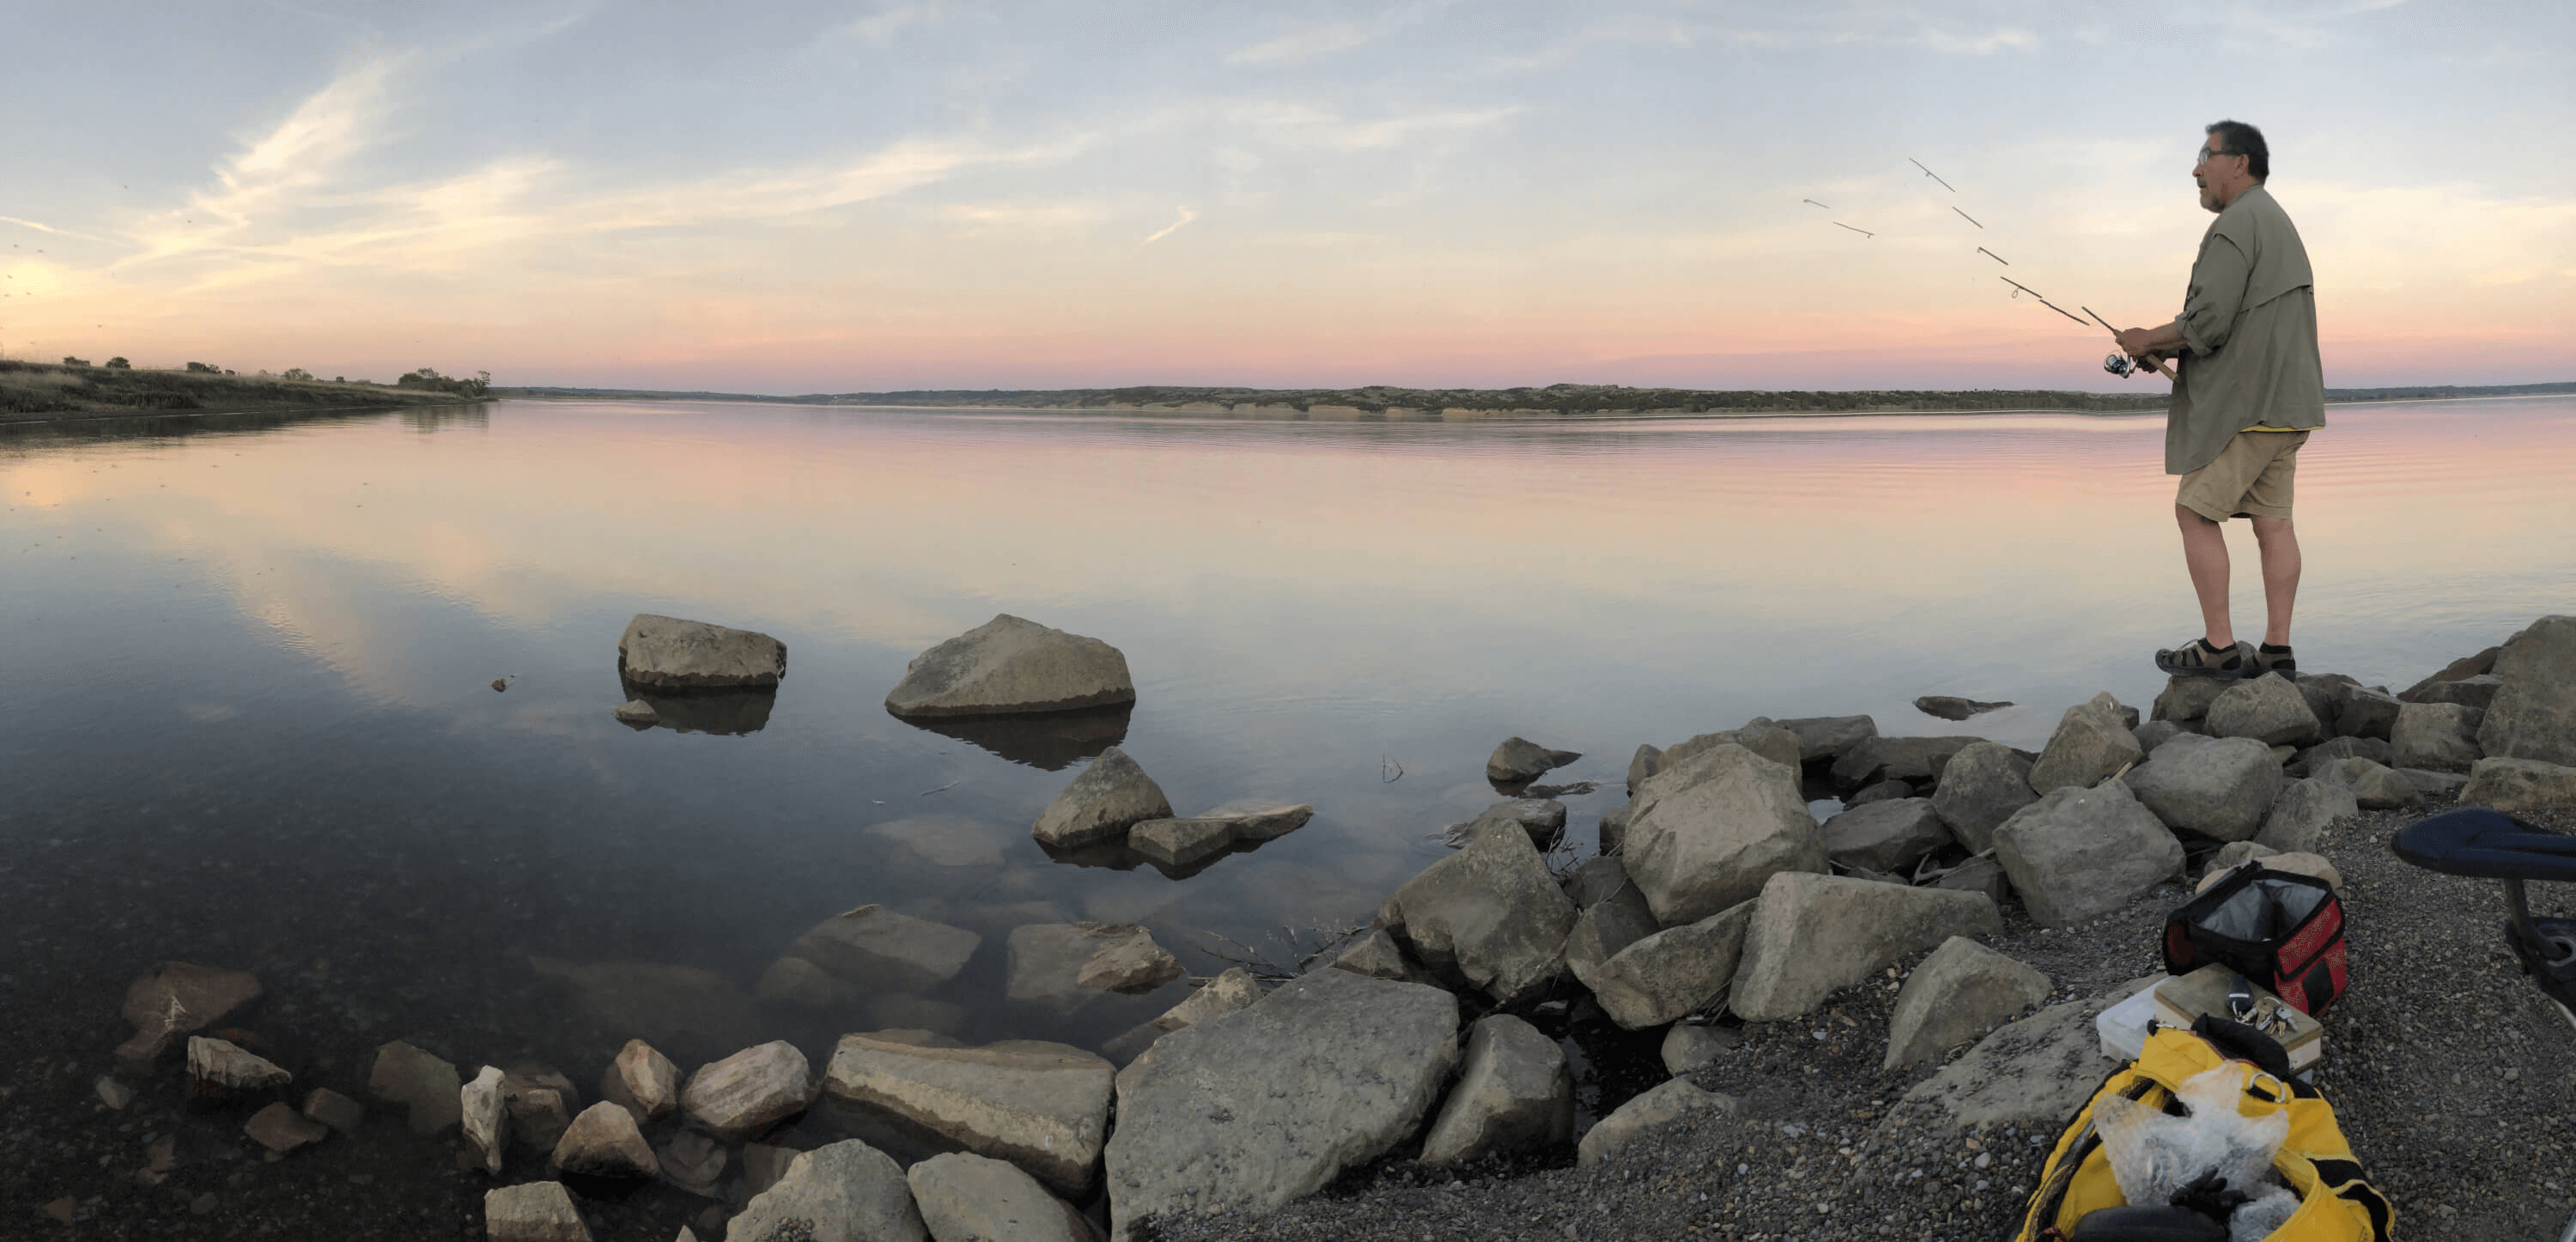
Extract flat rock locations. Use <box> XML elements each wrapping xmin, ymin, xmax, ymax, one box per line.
<box><xmin>1418</xmin><ymin>1015</ymin><xmax>1572</xmax><ymax>1166</ymax></box>
<box><xmin>2460</xmin><ymin>757</ymin><xmax>2576</xmax><ymax>815</ymax></box>
<box><xmin>2337</xmin><ymin>686</ymin><xmax>2403</xmax><ymax>740</ymax></box>
<box><xmin>787</xmin><ymin>906</ymin><xmax>981</xmax><ymax>993</ymax></box>
<box><xmin>1031</xmin><ymin>747</ymin><xmax>1173</xmax><ymax>849</ymax></box>
<box><xmin>599</xmin><ymin>1039</ymin><xmax>680</xmax><ymax>1125</ymax></box>
<box><xmin>187</xmin><ymin>1036</ymin><xmax>289</xmax><ymax>1095</ymax></box>
<box><xmin>1773</xmin><ymin>714</ymin><xmax>1879</xmax><ymax>765</ymax></box>
<box><xmin>2479</xmin><ymin>615</ymin><xmax>2576</xmax><ymax>766</ymax></box>
<box><xmin>1729</xmin><ymin>873</ymin><xmax>2002</xmax><ymax>1022</ymax></box>
<box><xmin>908</xmin><ymin>1151</ymin><xmax>1093</xmax><ymax>1242</ymax></box>
<box><xmin>2122</xmin><ymin>733</ymin><xmax>2283</xmax><ymax>841</ymax></box>
<box><xmin>835</xmin><ymin>1025</ymin><xmax>1118</xmax><ymax>1190</ymax></box>
<box><xmin>1563</xmin><ymin>880</ymin><xmax>1661</xmax><ymax>993</ymax></box>
<box><xmin>1008</xmin><ymin>924</ymin><xmax>1176</xmax><ymax>1011</ymax></box>
<box><xmin>2404</xmin><ymin>645</ymin><xmax>2504</xmax><ymax>698</ymax></box>
<box><xmin>1073</xmin><ymin>926</ymin><xmax>1183</xmax><ymax>993</ymax></box>
<box><xmin>1896</xmin><ymin>995</ymin><xmax>2124</xmax><ymax>1131</ymax></box>
<box><xmin>2206</xmin><ymin>676</ymin><xmax>2324</xmax><ymax>748</ymax></box>
<box><xmin>1377</xmin><ymin>819</ymin><xmax>1577</xmax><ymax>1005</ymax></box>
<box><xmin>1127</xmin><ymin>817</ymin><xmax>1238</xmax><ymax>868</ymax></box>
<box><xmin>1102</xmin><ymin>970</ymin><xmax>1456</xmax><ymax>1241</ymax></box>
<box><xmin>2393</xmin><ymin>702</ymin><xmax>2485</xmax><ymax>772</ymax></box>
<box><xmin>115</xmin><ymin>962</ymin><xmax>263</xmax><ymax>1069</ymax></box>
<box><xmin>1152</xmin><ymin>967</ymin><xmax>1261</xmax><ymax>1032</ymax></box>
<box><xmin>2312</xmin><ymin>756</ymin><xmax>2422</xmax><ymax>809</ymax></box>
<box><xmin>1622</xmin><ymin>743</ymin><xmax>1826</xmax><ymax>926</ymax></box>
<box><xmin>243</xmin><ymin>1101</ymin><xmax>330</xmax><ymax>1154</ymax></box>
<box><xmin>610</xmin><ymin>699</ymin><xmax>658</xmax><ymax>726</ymax></box>
<box><xmin>617</xmin><ymin>613</ymin><xmax>786</xmax><ymax>689</ymax></box>
<box><xmin>483</xmin><ymin>1182</ymin><xmax>591</xmax><ymax>1242</ymax></box>
<box><xmin>1819</xmin><ymin>797</ymin><xmax>1951</xmax><ymax>874</ymax></box>
<box><xmin>657</xmin><ymin>1128</ymin><xmax>726</xmax><ymax>1198</ymax></box>
<box><xmin>1991</xmin><ymin>783</ymin><xmax>2184</xmax><ymax>928</ymax></box>
<box><xmin>1882</xmin><ymin>937</ymin><xmax>2050</xmax><ymax>1071</ymax></box>
<box><xmin>1443</xmin><ymin>798</ymin><xmax>1568</xmax><ymax>850</ymax></box>
<box><xmin>1914</xmin><ymin>696</ymin><xmax>2011</xmax><ymax>721</ymax></box>
<box><xmin>1929</xmin><ymin>741</ymin><xmax>2038</xmax><ymax>855</ymax></box>
<box><xmin>2407</xmin><ymin>673</ymin><xmax>2503</xmax><ymax>710</ymax></box>
<box><xmin>885</xmin><ymin>614</ymin><xmax>1135</xmax><ymax>718</ymax></box>
<box><xmin>1576</xmin><ymin>1078</ymin><xmax>1739</xmax><ymax>1166</ymax></box>
<box><xmin>729</xmin><ymin>1139</ymin><xmax>927</xmax><ymax>1242</ymax></box>
<box><xmin>1664</xmin><ymin>724</ymin><xmax>1803</xmax><ymax>775</ymax></box>
<box><xmin>681</xmin><ymin>1040</ymin><xmax>811</xmax><ymax>1142</ymax></box>
<box><xmin>1929</xmin><ymin>855</ymin><xmax>2013</xmax><ymax>906</ymax></box>
<box><xmin>2257</xmin><ymin>777</ymin><xmax>2360</xmax><ymax>853</ymax></box>
<box><xmin>1587</xmin><ymin>901</ymin><xmax>1755</xmax><ymax>1029</ymax></box>
<box><xmin>553</xmin><ymin>1100</ymin><xmax>656</xmax><ymax>1178</ymax></box>
<box><xmin>2029</xmin><ymin>692</ymin><xmax>2143</xmax><ymax>795</ymax></box>
<box><xmin>2399</xmin><ymin>766</ymin><xmax>2468</xmax><ymax>797</ymax></box>
<box><xmin>303</xmin><ymin>1087</ymin><xmax>363</xmax><ymax>1135</ymax></box>
<box><xmin>1487</xmin><ymin>736</ymin><xmax>1581</xmax><ymax>783</ymax></box>
<box><xmin>2292</xmin><ymin>736</ymin><xmax>2395</xmax><ymax>776</ymax></box>
<box><xmin>462</xmin><ymin>1065</ymin><xmax>507</xmax><ymax>1174</ymax></box>
<box><xmin>1327</xmin><ymin>929</ymin><xmax>1439</xmax><ymax>987</ymax></box>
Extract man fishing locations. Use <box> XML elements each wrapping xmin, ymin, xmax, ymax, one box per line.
<box><xmin>2115</xmin><ymin>119</ymin><xmax>2324</xmax><ymax>681</ymax></box>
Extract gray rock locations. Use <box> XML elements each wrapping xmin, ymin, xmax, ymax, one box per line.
<box><xmin>1102</xmin><ymin>970</ymin><xmax>1457</xmax><ymax>1241</ymax></box>
<box><xmin>787</xmin><ymin>905</ymin><xmax>982</xmax><ymax>993</ymax></box>
<box><xmin>483</xmin><ymin>1182</ymin><xmax>591</xmax><ymax>1242</ymax></box>
<box><xmin>114</xmin><ymin>961</ymin><xmax>263</xmax><ymax>1070</ymax></box>
<box><xmin>1127</xmin><ymin>817</ymin><xmax>1236</xmax><ymax>868</ymax></box>
<box><xmin>2293</xmin><ymin>672</ymin><xmax>2360</xmax><ymax>724</ymax></box>
<box><xmin>1378</xmin><ymin>819</ymin><xmax>1577</xmax><ymax>1005</ymax></box>
<box><xmin>2133</xmin><ymin>719</ymin><xmax>2187</xmax><ymax>754</ymax></box>
<box><xmin>824</xmin><ymin>1033</ymin><xmax>1114</xmax><ymax>1197</ymax></box>
<box><xmin>1198</xmin><ymin>799</ymin><xmax>1315</xmax><ymax>843</ymax></box>
<box><xmin>1447</xmin><ymin>798</ymin><xmax>1568</xmax><ymax>850</ymax></box>
<box><xmin>1327</xmin><ymin>929</ymin><xmax>1438</xmax><ymax>987</ymax></box>
<box><xmin>1665</xmin><ymin>724</ymin><xmax>1804</xmax><ymax>774</ymax></box>
<box><xmin>243</xmin><ymin>1101</ymin><xmax>330</xmax><ymax>1154</ymax></box>
<box><xmin>553</xmin><ymin>1100</ymin><xmax>656</xmax><ymax>1178</ymax></box>
<box><xmin>729</xmin><ymin>1139</ymin><xmax>927</xmax><ymax>1242</ymax></box>
<box><xmin>1031</xmin><ymin>747</ymin><xmax>1173</xmax><ymax>849</ymax></box>
<box><xmin>1929</xmin><ymin>855</ymin><xmax>2012</xmax><ymax>906</ymax></box>
<box><xmin>1898</xmin><ymin>995</ymin><xmax>2127</xmax><ymax>1131</ymax></box>
<box><xmin>2479</xmin><ymin>615</ymin><xmax>2576</xmax><ymax>766</ymax></box>
<box><xmin>1730</xmin><ymin>873</ymin><xmax>2002</xmax><ymax>1021</ymax></box>
<box><xmin>303</xmin><ymin>1087</ymin><xmax>363</xmax><ymax>1135</ymax></box>
<box><xmin>2257</xmin><ymin>778</ymin><xmax>2360</xmax><ymax>853</ymax></box>
<box><xmin>2408</xmin><ymin>674</ymin><xmax>2503</xmax><ymax>710</ymax></box>
<box><xmin>2336</xmin><ymin>686</ymin><xmax>2403</xmax><ymax>741</ymax></box>
<box><xmin>1488</xmin><ymin>736</ymin><xmax>1582</xmax><ymax>783</ymax></box>
<box><xmin>2291</xmin><ymin>736</ymin><xmax>2395</xmax><ymax>776</ymax></box>
<box><xmin>1820</xmin><ymin>797</ymin><xmax>1951</xmax><ymax>874</ymax></box>
<box><xmin>1559</xmin><ymin>856</ymin><xmax>1630</xmax><ymax>909</ymax></box>
<box><xmin>2460</xmin><ymin>757</ymin><xmax>2576</xmax><ymax>815</ymax></box>
<box><xmin>2029</xmin><ymin>693</ymin><xmax>2146</xmax><ymax>795</ymax></box>
<box><xmin>1929</xmin><ymin>742</ymin><xmax>2038</xmax><ymax>855</ymax></box>
<box><xmin>1914</xmin><ymin>695</ymin><xmax>2011</xmax><ymax>721</ymax></box>
<box><xmin>1772</xmin><ymin>714</ymin><xmax>1879</xmax><ymax>765</ymax></box>
<box><xmin>1563</xmin><ymin>881</ymin><xmax>1662</xmax><ymax>993</ymax></box>
<box><xmin>1587</xmin><ymin>901</ymin><xmax>1756</xmax><ymax>1029</ymax></box>
<box><xmin>369</xmin><ymin>1041</ymin><xmax>460</xmax><ymax>1134</ymax></box>
<box><xmin>1626</xmin><ymin>745</ymin><xmax>1663</xmax><ymax>795</ymax></box>
<box><xmin>2312</xmin><ymin>756</ymin><xmax>2423</xmax><ymax>809</ymax></box>
<box><xmin>1830</xmin><ymin>736</ymin><xmax>1977</xmax><ymax>791</ymax></box>
<box><xmin>1073</xmin><ymin>926</ymin><xmax>1183</xmax><ymax>993</ymax></box>
<box><xmin>600</xmin><ymin>1039</ymin><xmax>680</xmax><ymax>1125</ymax></box>
<box><xmin>1882</xmin><ymin>937</ymin><xmax>2052</xmax><ymax>1071</ymax></box>
<box><xmin>754</xmin><ymin>956</ymin><xmax>854</xmax><ymax>1009</ymax></box>
<box><xmin>1661</xmin><ymin>1024</ymin><xmax>1734</xmax><ymax>1075</ymax></box>
<box><xmin>1576</xmin><ymin>1079</ymin><xmax>1739</xmax><ymax>1166</ymax></box>
<box><xmin>503</xmin><ymin>1085</ymin><xmax>572</xmax><ymax>1155</ymax></box>
<box><xmin>1992</xmin><ymin>783</ymin><xmax>2184</xmax><ymax>928</ymax></box>
<box><xmin>2151</xmin><ymin>676</ymin><xmax>2230</xmax><ymax>726</ymax></box>
<box><xmin>2121</xmin><ymin>733</ymin><xmax>2283</xmax><ymax>841</ymax></box>
<box><xmin>1596</xmin><ymin>802</ymin><xmax>1632</xmax><ymax>853</ymax></box>
<box><xmin>1007</xmin><ymin>923</ymin><xmax>1181</xmax><ymax>1010</ymax></box>
<box><xmin>657</xmin><ymin>1128</ymin><xmax>726</xmax><ymax>1198</ymax></box>
<box><xmin>2205</xmin><ymin>840</ymin><xmax>2278</xmax><ymax>875</ymax></box>
<box><xmin>2393</xmin><ymin>702</ymin><xmax>2486</xmax><ymax>772</ymax></box>
<box><xmin>617</xmin><ymin>613</ymin><xmax>786</xmax><ymax>689</ymax></box>
<box><xmin>2404</xmin><ymin>645</ymin><xmax>2506</xmax><ymax>698</ymax></box>
<box><xmin>908</xmin><ymin>1151</ymin><xmax>1093</xmax><ymax>1242</ymax></box>
<box><xmin>1622</xmin><ymin>743</ymin><xmax>1826</xmax><ymax>926</ymax></box>
<box><xmin>1418</xmin><ymin>1015</ymin><xmax>1573</xmax><ymax>1165</ymax></box>
<box><xmin>2397</xmin><ymin>766</ymin><xmax>2468</xmax><ymax>797</ymax></box>
<box><xmin>1154</xmin><ymin>967</ymin><xmax>1262</xmax><ymax>1032</ymax></box>
<box><xmin>187</xmin><ymin>1035</ymin><xmax>289</xmax><ymax>1094</ymax></box>
<box><xmin>463</xmin><ymin>1065</ymin><xmax>507</xmax><ymax>1174</ymax></box>
<box><xmin>885</xmin><ymin>614</ymin><xmax>1134</xmax><ymax>717</ymax></box>
<box><xmin>1844</xmin><ymin>779</ymin><xmax>1914</xmax><ymax>808</ymax></box>
<box><xmin>610</xmin><ymin>699</ymin><xmax>659</xmax><ymax>726</ymax></box>
<box><xmin>2206</xmin><ymin>676</ymin><xmax>2324</xmax><ymax>748</ymax></box>
<box><xmin>681</xmin><ymin>1040</ymin><xmax>811</xmax><ymax>1142</ymax></box>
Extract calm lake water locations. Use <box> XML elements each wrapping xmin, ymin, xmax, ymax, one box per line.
<box><xmin>2</xmin><ymin>396</ymin><xmax>2569</xmax><ymax>1220</ymax></box>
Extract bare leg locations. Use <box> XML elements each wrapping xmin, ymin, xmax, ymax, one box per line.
<box><xmin>2176</xmin><ymin>504</ymin><xmax>2234</xmax><ymax>648</ymax></box>
<box><xmin>2251</xmin><ymin>516</ymin><xmax>2300</xmax><ymax>645</ymax></box>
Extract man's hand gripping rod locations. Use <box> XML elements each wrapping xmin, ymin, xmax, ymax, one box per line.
<box><xmin>2081</xmin><ymin>306</ymin><xmax>2179</xmax><ymax>381</ymax></box>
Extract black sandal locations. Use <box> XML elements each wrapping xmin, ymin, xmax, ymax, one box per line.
<box><xmin>2154</xmin><ymin>637</ymin><xmax>2251</xmax><ymax>679</ymax></box>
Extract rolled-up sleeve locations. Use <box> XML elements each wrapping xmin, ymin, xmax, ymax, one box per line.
<box><xmin>2178</xmin><ymin>233</ymin><xmax>2251</xmax><ymax>357</ymax></box>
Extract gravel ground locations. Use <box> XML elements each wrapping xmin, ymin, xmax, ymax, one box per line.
<box><xmin>1153</xmin><ymin>792</ymin><xmax>2576</xmax><ymax>1242</ymax></box>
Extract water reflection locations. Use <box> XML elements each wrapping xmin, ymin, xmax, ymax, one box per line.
<box><xmin>895</xmin><ymin>704</ymin><xmax>1133</xmax><ymax>770</ymax></box>
<box><xmin>619</xmin><ymin>679</ymin><xmax>778</xmax><ymax>735</ymax></box>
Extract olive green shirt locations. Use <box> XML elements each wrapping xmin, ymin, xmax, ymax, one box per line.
<box><xmin>2166</xmin><ymin>184</ymin><xmax>2325</xmax><ymax>476</ymax></box>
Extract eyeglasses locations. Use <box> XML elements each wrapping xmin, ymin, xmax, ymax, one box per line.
<box><xmin>2194</xmin><ymin>145</ymin><xmax>2237</xmax><ymax>166</ymax></box>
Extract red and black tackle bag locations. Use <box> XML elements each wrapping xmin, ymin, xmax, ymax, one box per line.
<box><xmin>2162</xmin><ymin>863</ymin><xmax>2348</xmax><ymax>1015</ymax></box>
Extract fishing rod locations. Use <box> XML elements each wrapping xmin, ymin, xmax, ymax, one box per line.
<box><xmin>2082</xmin><ymin>306</ymin><xmax>2179</xmax><ymax>381</ymax></box>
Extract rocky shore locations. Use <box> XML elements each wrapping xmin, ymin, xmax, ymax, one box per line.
<box><xmin>17</xmin><ymin>614</ymin><xmax>2575</xmax><ymax>1241</ymax></box>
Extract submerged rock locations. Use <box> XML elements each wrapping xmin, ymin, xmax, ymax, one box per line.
<box><xmin>617</xmin><ymin>613</ymin><xmax>787</xmax><ymax>689</ymax></box>
<box><xmin>187</xmin><ymin>1036</ymin><xmax>290</xmax><ymax>1096</ymax></box>
<box><xmin>786</xmin><ymin>905</ymin><xmax>982</xmax><ymax>993</ymax></box>
<box><xmin>681</xmin><ymin>1040</ymin><xmax>812</xmax><ymax>1142</ymax></box>
<box><xmin>886</xmin><ymin>614</ymin><xmax>1135</xmax><ymax>717</ymax></box>
<box><xmin>610</xmin><ymin>699</ymin><xmax>659</xmax><ymax>726</ymax></box>
<box><xmin>553</xmin><ymin>1100</ymin><xmax>656</xmax><ymax>1178</ymax></box>
<box><xmin>657</xmin><ymin>1128</ymin><xmax>727</xmax><ymax>1198</ymax></box>
<box><xmin>114</xmin><ymin>962</ymin><xmax>263</xmax><ymax>1069</ymax></box>
<box><xmin>599</xmin><ymin>1039</ymin><xmax>680</xmax><ymax>1125</ymax></box>
<box><xmin>1031</xmin><ymin>747</ymin><xmax>1174</xmax><ymax>849</ymax></box>
<box><xmin>243</xmin><ymin>1101</ymin><xmax>330</xmax><ymax>1155</ymax></box>
<box><xmin>302</xmin><ymin>1087</ymin><xmax>363</xmax><ymax>1134</ymax></box>
<box><xmin>483</xmin><ymin>1181</ymin><xmax>591</xmax><ymax>1242</ymax></box>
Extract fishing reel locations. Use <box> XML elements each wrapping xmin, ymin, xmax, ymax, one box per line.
<box><xmin>2103</xmin><ymin>352</ymin><xmax>2139</xmax><ymax>379</ymax></box>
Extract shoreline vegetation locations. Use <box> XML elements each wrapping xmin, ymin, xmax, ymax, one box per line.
<box><xmin>0</xmin><ymin>359</ymin><xmax>495</xmax><ymax>425</ymax></box>
<box><xmin>492</xmin><ymin>379</ymin><xmax>2576</xmax><ymax>421</ymax></box>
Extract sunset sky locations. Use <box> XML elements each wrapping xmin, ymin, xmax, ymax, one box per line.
<box><xmin>4</xmin><ymin>0</ymin><xmax>2569</xmax><ymax>393</ymax></box>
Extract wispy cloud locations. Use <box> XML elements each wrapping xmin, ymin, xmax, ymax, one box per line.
<box><xmin>838</xmin><ymin>2</ymin><xmax>943</xmax><ymax>48</ymax></box>
<box><xmin>1142</xmin><ymin>206</ymin><xmax>1198</xmax><ymax>245</ymax></box>
<box><xmin>1226</xmin><ymin>2</ymin><xmax>1448</xmax><ymax>64</ymax></box>
<box><xmin>0</xmin><ymin>215</ymin><xmax>107</xmax><ymax>242</ymax></box>
<box><xmin>1227</xmin><ymin>101</ymin><xmax>1521</xmax><ymax>151</ymax></box>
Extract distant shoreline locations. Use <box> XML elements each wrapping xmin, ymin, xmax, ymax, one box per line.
<box><xmin>0</xmin><ymin>360</ymin><xmax>494</xmax><ymax>426</ymax></box>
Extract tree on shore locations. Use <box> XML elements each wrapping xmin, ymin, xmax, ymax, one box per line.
<box><xmin>104</xmin><ymin>357</ymin><xmax>130</xmax><ymax>369</ymax></box>
<box><xmin>185</xmin><ymin>361</ymin><xmax>221</xmax><ymax>373</ymax></box>
<box><xmin>61</xmin><ymin>356</ymin><xmax>89</xmax><ymax>367</ymax></box>
<box><xmin>281</xmin><ymin>367</ymin><xmax>314</xmax><ymax>381</ymax></box>
<box><xmin>395</xmin><ymin>367</ymin><xmax>491</xmax><ymax>397</ymax></box>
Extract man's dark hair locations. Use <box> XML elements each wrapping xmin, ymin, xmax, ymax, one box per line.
<box><xmin>2205</xmin><ymin>119</ymin><xmax>2269</xmax><ymax>182</ymax></box>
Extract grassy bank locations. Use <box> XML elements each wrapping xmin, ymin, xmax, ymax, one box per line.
<box><xmin>0</xmin><ymin>360</ymin><xmax>493</xmax><ymax>424</ymax></box>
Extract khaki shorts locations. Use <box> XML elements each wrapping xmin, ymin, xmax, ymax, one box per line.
<box><xmin>2178</xmin><ymin>429</ymin><xmax>2310</xmax><ymax>521</ymax></box>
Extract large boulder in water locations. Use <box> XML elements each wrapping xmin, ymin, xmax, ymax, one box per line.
<box><xmin>886</xmin><ymin>615</ymin><xmax>1135</xmax><ymax>717</ymax></box>
<box><xmin>617</xmin><ymin>614</ymin><xmax>787</xmax><ymax>689</ymax></box>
